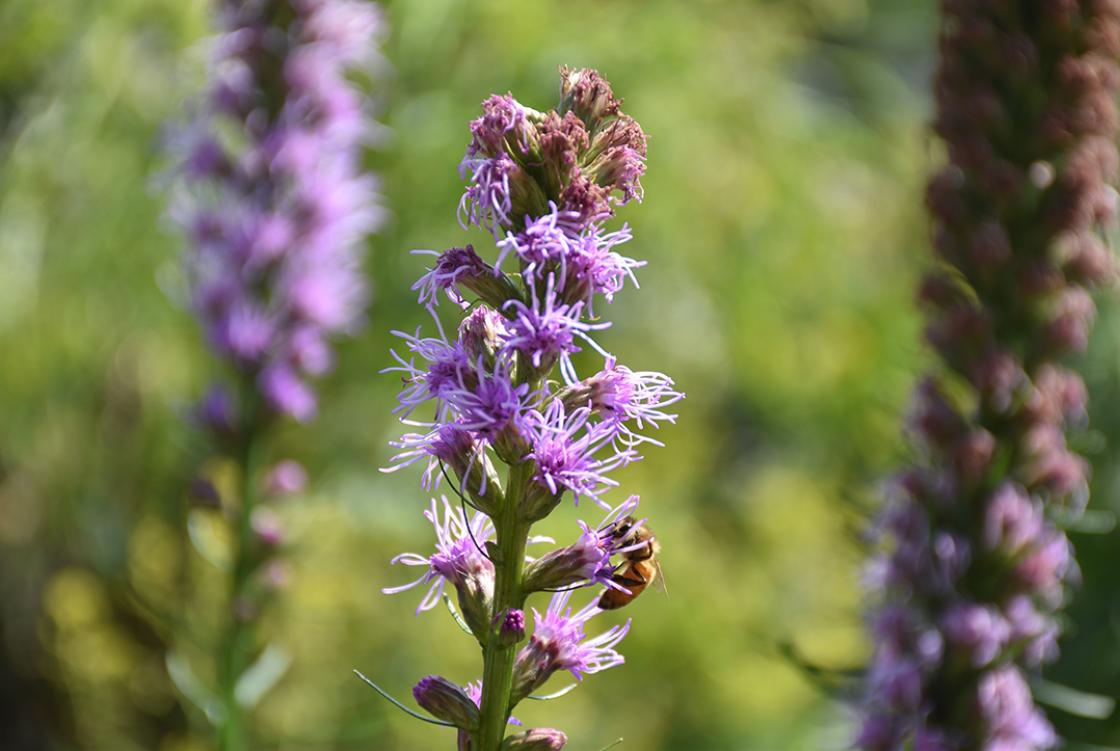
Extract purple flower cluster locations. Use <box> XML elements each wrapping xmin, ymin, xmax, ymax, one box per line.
<box><xmin>171</xmin><ymin>0</ymin><xmax>384</xmax><ymax>424</ymax></box>
<box><xmin>458</xmin><ymin>68</ymin><xmax>646</xmax><ymax>236</ymax></box>
<box><xmin>381</xmin><ymin>70</ymin><xmax>680</xmax><ymax>749</ymax></box>
<box><xmin>858</xmin><ymin>3</ymin><xmax>1120</xmax><ymax>749</ymax></box>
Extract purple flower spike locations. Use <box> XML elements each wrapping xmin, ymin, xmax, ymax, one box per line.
<box><xmin>383</xmin><ymin>70</ymin><xmax>676</xmax><ymax>746</ymax></box>
<box><xmin>857</xmin><ymin>2</ymin><xmax>1120</xmax><ymax>747</ymax></box>
<box><xmin>169</xmin><ymin>0</ymin><xmax>383</xmax><ymax>423</ymax></box>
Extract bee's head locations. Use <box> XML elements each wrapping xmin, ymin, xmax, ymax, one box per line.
<box><xmin>611</xmin><ymin>516</ymin><xmax>638</xmax><ymax>539</ymax></box>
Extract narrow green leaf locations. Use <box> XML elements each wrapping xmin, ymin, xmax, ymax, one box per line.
<box><xmin>442</xmin><ymin>594</ymin><xmax>475</xmax><ymax>636</ymax></box>
<box><xmin>353</xmin><ymin>670</ymin><xmax>457</xmax><ymax>728</ymax></box>
<box><xmin>527</xmin><ymin>683</ymin><xmax>577</xmax><ymax>701</ymax></box>
<box><xmin>1060</xmin><ymin>509</ymin><xmax>1116</xmax><ymax>535</ymax></box>
<box><xmin>235</xmin><ymin>644</ymin><xmax>291</xmax><ymax>708</ymax></box>
<box><xmin>1033</xmin><ymin>678</ymin><xmax>1115</xmax><ymax>719</ymax></box>
<box><xmin>166</xmin><ymin>651</ymin><xmax>222</xmax><ymax>725</ymax></box>
<box><xmin>187</xmin><ymin>509</ymin><xmax>231</xmax><ymax>569</ymax></box>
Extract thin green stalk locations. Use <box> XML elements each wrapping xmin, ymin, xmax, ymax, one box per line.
<box><xmin>218</xmin><ymin>393</ymin><xmax>261</xmax><ymax>751</ymax></box>
<box><xmin>475</xmin><ymin>461</ymin><xmax>532</xmax><ymax>750</ymax></box>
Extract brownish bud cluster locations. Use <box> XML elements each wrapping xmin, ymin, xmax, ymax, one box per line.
<box><xmin>860</xmin><ymin>2</ymin><xmax>1120</xmax><ymax>749</ymax></box>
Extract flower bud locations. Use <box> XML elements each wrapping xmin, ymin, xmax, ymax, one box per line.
<box><xmin>500</xmin><ymin>728</ymin><xmax>568</xmax><ymax>750</ymax></box>
<box><xmin>429</xmin><ymin>425</ymin><xmax>504</xmax><ymax>515</ymax></box>
<box><xmin>559</xmin><ymin>172</ymin><xmax>612</xmax><ymax>225</ymax></box>
<box><xmin>522</xmin><ymin>528</ymin><xmax>610</xmax><ymax>592</ymax></box>
<box><xmin>519</xmin><ymin>478</ymin><xmax>564</xmax><ymax>523</ymax></box>
<box><xmin>538</xmin><ymin>111</ymin><xmax>589</xmax><ymax>191</ymax></box>
<box><xmin>459</xmin><ymin>306</ymin><xmax>509</xmax><ymax>372</ymax></box>
<box><xmin>940</xmin><ymin>601</ymin><xmax>1010</xmax><ymax>667</ymax></box>
<box><xmin>495</xmin><ymin>608</ymin><xmax>526</xmax><ymax>647</ymax></box>
<box><xmin>559</xmin><ymin>67</ymin><xmax>621</xmax><ymax>127</ymax></box>
<box><xmin>412</xmin><ymin>676</ymin><xmax>480</xmax><ymax>730</ymax></box>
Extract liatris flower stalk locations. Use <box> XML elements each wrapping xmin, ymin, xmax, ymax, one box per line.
<box><xmin>378</xmin><ymin>69</ymin><xmax>681</xmax><ymax>750</ymax></box>
<box><xmin>857</xmin><ymin>2</ymin><xmax>1120</xmax><ymax>749</ymax></box>
<box><xmin>167</xmin><ymin>2</ymin><xmax>383</xmax><ymax>749</ymax></box>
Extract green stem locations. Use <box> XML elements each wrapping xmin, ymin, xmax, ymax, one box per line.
<box><xmin>218</xmin><ymin>396</ymin><xmax>262</xmax><ymax>751</ymax></box>
<box><xmin>475</xmin><ymin>461</ymin><xmax>532</xmax><ymax>750</ymax></box>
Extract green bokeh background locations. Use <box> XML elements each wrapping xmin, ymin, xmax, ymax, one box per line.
<box><xmin>3</xmin><ymin>0</ymin><xmax>1120</xmax><ymax>749</ymax></box>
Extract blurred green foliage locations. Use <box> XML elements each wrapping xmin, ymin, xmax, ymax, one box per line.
<box><xmin>3</xmin><ymin>0</ymin><xmax>1120</xmax><ymax>749</ymax></box>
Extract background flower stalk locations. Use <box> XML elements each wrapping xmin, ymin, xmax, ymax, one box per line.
<box><xmin>166</xmin><ymin>1</ymin><xmax>383</xmax><ymax>748</ymax></box>
<box><xmin>857</xmin><ymin>2</ymin><xmax>1120</xmax><ymax>748</ymax></box>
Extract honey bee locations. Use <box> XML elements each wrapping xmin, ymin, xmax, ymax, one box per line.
<box><xmin>597</xmin><ymin>516</ymin><xmax>663</xmax><ymax>610</ymax></box>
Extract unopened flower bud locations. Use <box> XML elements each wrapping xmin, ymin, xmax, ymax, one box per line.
<box><xmin>519</xmin><ymin>479</ymin><xmax>564</xmax><ymax>523</ymax></box>
<box><xmin>500</xmin><ymin>728</ymin><xmax>568</xmax><ymax>750</ymax></box>
<box><xmin>429</xmin><ymin>425</ymin><xmax>504</xmax><ymax>515</ymax></box>
<box><xmin>266</xmin><ymin>460</ymin><xmax>307</xmax><ymax>498</ymax></box>
<box><xmin>539</xmin><ymin>111</ymin><xmax>589</xmax><ymax>181</ymax></box>
<box><xmin>559</xmin><ymin>172</ymin><xmax>612</xmax><ymax>225</ymax></box>
<box><xmin>412</xmin><ymin>676</ymin><xmax>480</xmax><ymax>730</ymax></box>
<box><xmin>559</xmin><ymin>67</ymin><xmax>621</xmax><ymax>127</ymax></box>
<box><xmin>459</xmin><ymin>306</ymin><xmax>509</xmax><ymax>371</ymax></box>
<box><xmin>495</xmin><ymin>608</ymin><xmax>526</xmax><ymax>647</ymax></box>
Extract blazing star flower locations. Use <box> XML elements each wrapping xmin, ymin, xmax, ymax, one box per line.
<box><xmin>381</xmin><ymin>496</ymin><xmax>495</xmax><ymax>615</ymax></box>
<box><xmin>467</xmin><ymin>94</ymin><xmax>532</xmax><ymax>158</ymax></box>
<box><xmin>561</xmin><ymin>357</ymin><xmax>683</xmax><ymax>444</ymax></box>
<box><xmin>563</xmin><ymin>222</ymin><xmax>643</xmax><ymax>310</ymax></box>
<box><xmin>444</xmin><ymin>361</ymin><xmax>534</xmax><ymax>448</ymax></box>
<box><xmin>170</xmin><ymin>0</ymin><xmax>384</xmax><ymax>423</ymax></box>
<box><xmin>382</xmin><ymin>70</ymin><xmax>676</xmax><ymax>748</ymax></box>
<box><xmin>412</xmin><ymin>245</ymin><xmax>489</xmax><ymax>307</ymax></box>
<box><xmin>459</xmin><ymin>153</ymin><xmax>517</xmax><ymax>235</ymax></box>
<box><xmin>503</xmin><ymin>274</ymin><xmax>608</xmax><ymax>380</ymax></box>
<box><xmin>510</xmin><ymin>590</ymin><xmax>629</xmax><ymax>703</ymax></box>
<box><xmin>525</xmin><ymin>400</ymin><xmax>638</xmax><ymax>509</ymax></box>
<box><xmin>495</xmin><ymin>205</ymin><xmax>582</xmax><ymax>281</ymax></box>
<box><xmin>522</xmin><ymin>495</ymin><xmax>642</xmax><ymax>591</ymax></box>
<box><xmin>384</xmin><ymin>317</ymin><xmax>475</xmax><ymax>421</ymax></box>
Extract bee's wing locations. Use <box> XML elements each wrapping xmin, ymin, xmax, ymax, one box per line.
<box><xmin>651</xmin><ymin>558</ymin><xmax>668</xmax><ymax>596</ymax></box>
